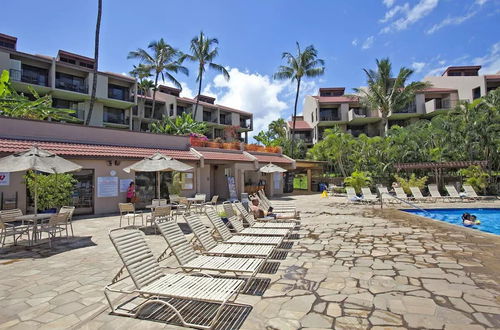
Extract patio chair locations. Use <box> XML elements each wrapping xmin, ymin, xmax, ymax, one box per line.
<box><xmin>118</xmin><ymin>203</ymin><xmax>144</xmax><ymax>228</ymax></box>
<box><xmin>184</xmin><ymin>214</ymin><xmax>274</xmax><ymax>258</ymax></box>
<box><xmin>151</xmin><ymin>198</ymin><xmax>168</xmax><ymax>207</ymax></box>
<box><xmin>445</xmin><ymin>185</ymin><xmax>467</xmax><ymax>202</ymax></box>
<box><xmin>0</xmin><ymin>213</ymin><xmax>31</xmax><ymax>247</ymax></box>
<box><xmin>361</xmin><ymin>187</ymin><xmax>379</xmax><ymax>204</ymax></box>
<box><xmin>257</xmin><ymin>190</ymin><xmax>295</xmax><ymax>210</ymax></box>
<box><xmin>232</xmin><ymin>201</ymin><xmax>298</xmax><ymax>229</ymax></box>
<box><xmin>146</xmin><ymin>206</ymin><xmax>171</xmax><ymax>233</ymax></box>
<box><xmin>155</xmin><ymin>218</ymin><xmax>266</xmax><ymax>291</ymax></box>
<box><xmin>428</xmin><ymin>185</ymin><xmax>445</xmax><ymax>202</ymax></box>
<box><xmin>59</xmin><ymin>206</ymin><xmax>75</xmax><ymax>237</ymax></box>
<box><xmin>409</xmin><ymin>187</ymin><xmax>429</xmax><ymax>203</ymax></box>
<box><xmin>38</xmin><ymin>213</ymin><xmax>70</xmax><ymax>248</ymax></box>
<box><xmin>377</xmin><ymin>186</ymin><xmax>398</xmax><ymax>204</ymax></box>
<box><xmin>205</xmin><ymin>208</ymin><xmax>284</xmax><ymax>246</ymax></box>
<box><xmin>394</xmin><ymin>187</ymin><xmax>409</xmax><ymax>202</ymax></box>
<box><xmin>346</xmin><ymin>187</ymin><xmax>362</xmax><ymax>203</ymax></box>
<box><xmin>462</xmin><ymin>185</ymin><xmax>489</xmax><ymax>200</ymax></box>
<box><xmin>223</xmin><ymin>212</ymin><xmax>290</xmax><ymax>238</ymax></box>
<box><xmin>203</xmin><ymin>195</ymin><xmax>219</xmax><ymax>212</ymax></box>
<box><xmin>105</xmin><ymin>228</ymin><xmax>245</xmax><ymax>329</ymax></box>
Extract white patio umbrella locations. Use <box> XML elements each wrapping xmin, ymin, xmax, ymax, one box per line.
<box><xmin>259</xmin><ymin>163</ymin><xmax>287</xmax><ymax>173</ymax></box>
<box><xmin>0</xmin><ymin>146</ymin><xmax>82</xmax><ymax>214</ymax></box>
<box><xmin>123</xmin><ymin>152</ymin><xmax>193</xmax><ymax>199</ymax></box>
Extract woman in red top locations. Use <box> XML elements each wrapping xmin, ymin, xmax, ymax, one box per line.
<box><xmin>126</xmin><ymin>182</ymin><xmax>136</xmax><ymax>203</ymax></box>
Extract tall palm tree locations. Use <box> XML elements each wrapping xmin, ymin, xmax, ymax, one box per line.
<box><xmin>128</xmin><ymin>39</ymin><xmax>188</xmax><ymax>119</ymax></box>
<box><xmin>85</xmin><ymin>0</ymin><xmax>102</xmax><ymax>126</ymax></box>
<box><xmin>274</xmin><ymin>42</ymin><xmax>325</xmax><ymax>158</ymax></box>
<box><xmin>130</xmin><ymin>64</ymin><xmax>154</xmax><ymax>96</ymax></box>
<box><xmin>354</xmin><ymin>58</ymin><xmax>429</xmax><ymax>136</ymax></box>
<box><xmin>185</xmin><ymin>31</ymin><xmax>230</xmax><ymax>119</ymax></box>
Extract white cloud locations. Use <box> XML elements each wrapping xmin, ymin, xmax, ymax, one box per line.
<box><xmin>203</xmin><ymin>68</ymin><xmax>290</xmax><ymax>139</ymax></box>
<box><xmin>383</xmin><ymin>0</ymin><xmax>396</xmax><ymax>7</ymax></box>
<box><xmin>425</xmin><ymin>65</ymin><xmax>447</xmax><ymax>77</ymax></box>
<box><xmin>474</xmin><ymin>41</ymin><xmax>500</xmax><ymax>74</ymax></box>
<box><xmin>179</xmin><ymin>82</ymin><xmax>194</xmax><ymax>98</ymax></box>
<box><xmin>351</xmin><ymin>38</ymin><xmax>358</xmax><ymax>46</ymax></box>
<box><xmin>438</xmin><ymin>60</ymin><xmax>446</xmax><ymax>65</ymax></box>
<box><xmin>380</xmin><ymin>0</ymin><xmax>439</xmax><ymax>33</ymax></box>
<box><xmin>380</xmin><ymin>3</ymin><xmax>409</xmax><ymax>23</ymax></box>
<box><xmin>426</xmin><ymin>10</ymin><xmax>477</xmax><ymax>34</ymax></box>
<box><xmin>411</xmin><ymin>61</ymin><xmax>426</xmax><ymax>73</ymax></box>
<box><xmin>476</xmin><ymin>0</ymin><xmax>488</xmax><ymax>5</ymax></box>
<box><xmin>362</xmin><ymin>36</ymin><xmax>375</xmax><ymax>49</ymax></box>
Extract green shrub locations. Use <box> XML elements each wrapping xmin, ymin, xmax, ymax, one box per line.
<box><xmin>344</xmin><ymin>170</ymin><xmax>372</xmax><ymax>194</ymax></box>
<box><xmin>394</xmin><ymin>174</ymin><xmax>428</xmax><ymax>195</ymax></box>
<box><xmin>458</xmin><ymin>166</ymin><xmax>489</xmax><ymax>193</ymax></box>
<box><xmin>24</xmin><ymin>171</ymin><xmax>77</xmax><ymax>211</ymax></box>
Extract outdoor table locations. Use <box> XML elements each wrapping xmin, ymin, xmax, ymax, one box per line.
<box><xmin>186</xmin><ymin>198</ymin><xmax>205</xmax><ymax>213</ymax></box>
<box><xmin>15</xmin><ymin>213</ymin><xmax>52</xmax><ymax>246</ymax></box>
<box><xmin>145</xmin><ymin>204</ymin><xmax>175</xmax><ymax>212</ymax></box>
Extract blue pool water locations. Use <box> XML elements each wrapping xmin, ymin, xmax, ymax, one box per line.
<box><xmin>403</xmin><ymin>208</ymin><xmax>500</xmax><ymax>235</ymax></box>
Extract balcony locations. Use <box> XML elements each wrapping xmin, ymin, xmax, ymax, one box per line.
<box><xmin>108</xmin><ymin>85</ymin><xmax>133</xmax><ymax>102</ymax></box>
<box><xmin>239</xmin><ymin>119</ymin><xmax>252</xmax><ymax>129</ymax></box>
<box><xmin>424</xmin><ymin>99</ymin><xmax>460</xmax><ymax>115</ymax></box>
<box><xmin>294</xmin><ymin>135</ymin><xmax>312</xmax><ymax>144</ymax></box>
<box><xmin>203</xmin><ymin>111</ymin><xmax>218</xmax><ymax>123</ymax></box>
<box><xmin>393</xmin><ymin>102</ymin><xmax>417</xmax><ymax>114</ymax></box>
<box><xmin>103</xmin><ymin>107</ymin><xmax>129</xmax><ymax>126</ymax></box>
<box><xmin>219</xmin><ymin>115</ymin><xmax>232</xmax><ymax>125</ymax></box>
<box><xmin>9</xmin><ymin>69</ymin><xmax>48</xmax><ymax>86</ymax></box>
<box><xmin>319</xmin><ymin>115</ymin><xmax>341</xmax><ymax>121</ymax></box>
<box><xmin>55</xmin><ymin>79</ymin><xmax>88</xmax><ymax>94</ymax></box>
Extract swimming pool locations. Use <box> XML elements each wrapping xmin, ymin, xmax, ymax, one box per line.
<box><xmin>403</xmin><ymin>208</ymin><xmax>500</xmax><ymax>235</ymax></box>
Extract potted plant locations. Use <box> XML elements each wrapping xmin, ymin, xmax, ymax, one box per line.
<box><xmin>219</xmin><ymin>210</ymin><xmax>229</xmax><ymax>224</ymax></box>
<box><xmin>189</xmin><ymin>133</ymin><xmax>208</xmax><ymax>147</ymax></box>
<box><xmin>222</xmin><ymin>142</ymin><xmax>233</xmax><ymax>149</ymax></box>
<box><xmin>207</xmin><ymin>137</ymin><xmax>224</xmax><ymax>148</ymax></box>
<box><xmin>24</xmin><ymin>171</ymin><xmax>77</xmax><ymax>213</ymax></box>
<box><xmin>343</xmin><ymin>170</ymin><xmax>372</xmax><ymax>195</ymax></box>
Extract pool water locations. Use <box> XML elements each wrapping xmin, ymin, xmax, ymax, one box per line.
<box><xmin>403</xmin><ymin>208</ymin><xmax>500</xmax><ymax>235</ymax></box>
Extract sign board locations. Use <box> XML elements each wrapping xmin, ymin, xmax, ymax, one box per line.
<box><xmin>0</xmin><ymin>172</ymin><xmax>9</xmax><ymax>186</ymax></box>
<box><xmin>97</xmin><ymin>176</ymin><xmax>118</xmax><ymax>197</ymax></box>
<box><xmin>119</xmin><ymin>179</ymin><xmax>133</xmax><ymax>193</ymax></box>
<box><xmin>227</xmin><ymin>176</ymin><xmax>238</xmax><ymax>201</ymax></box>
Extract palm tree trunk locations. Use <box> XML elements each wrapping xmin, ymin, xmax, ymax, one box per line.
<box><xmin>290</xmin><ymin>78</ymin><xmax>301</xmax><ymax>159</ymax></box>
<box><xmin>380</xmin><ymin>114</ymin><xmax>388</xmax><ymax>136</ymax></box>
<box><xmin>193</xmin><ymin>70</ymin><xmax>203</xmax><ymax>120</ymax></box>
<box><xmin>85</xmin><ymin>0</ymin><xmax>102</xmax><ymax>126</ymax></box>
<box><xmin>151</xmin><ymin>73</ymin><xmax>159</xmax><ymax>119</ymax></box>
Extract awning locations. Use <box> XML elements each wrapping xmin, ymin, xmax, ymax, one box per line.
<box><xmin>249</xmin><ymin>153</ymin><xmax>294</xmax><ymax>164</ymax></box>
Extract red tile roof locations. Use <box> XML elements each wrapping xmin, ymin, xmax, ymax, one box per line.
<box><xmin>250</xmin><ymin>153</ymin><xmax>293</xmax><ymax>164</ymax></box>
<box><xmin>287</xmin><ymin>120</ymin><xmax>312</xmax><ymax>130</ymax></box>
<box><xmin>313</xmin><ymin>95</ymin><xmax>359</xmax><ymax>103</ymax></box>
<box><xmin>195</xmin><ymin>149</ymin><xmax>253</xmax><ymax>162</ymax></box>
<box><xmin>485</xmin><ymin>74</ymin><xmax>500</xmax><ymax>80</ymax></box>
<box><xmin>0</xmin><ymin>138</ymin><xmax>199</xmax><ymax>160</ymax></box>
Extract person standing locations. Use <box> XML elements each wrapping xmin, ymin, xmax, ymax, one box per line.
<box><xmin>126</xmin><ymin>181</ymin><xmax>136</xmax><ymax>203</ymax></box>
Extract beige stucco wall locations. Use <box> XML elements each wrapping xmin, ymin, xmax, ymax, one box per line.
<box><xmin>425</xmin><ymin>76</ymin><xmax>487</xmax><ymax>101</ymax></box>
<box><xmin>0</xmin><ymin>171</ymin><xmax>27</xmax><ymax>212</ymax></box>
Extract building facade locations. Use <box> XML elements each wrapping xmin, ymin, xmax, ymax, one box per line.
<box><xmin>0</xmin><ymin>33</ymin><xmax>253</xmax><ymax>141</ymax></box>
<box><xmin>295</xmin><ymin>66</ymin><xmax>500</xmax><ymax>145</ymax></box>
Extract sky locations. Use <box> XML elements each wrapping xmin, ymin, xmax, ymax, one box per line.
<box><xmin>1</xmin><ymin>0</ymin><xmax>499</xmax><ymax>139</ymax></box>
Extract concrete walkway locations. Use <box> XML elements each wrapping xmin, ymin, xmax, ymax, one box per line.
<box><xmin>0</xmin><ymin>195</ymin><xmax>499</xmax><ymax>329</ymax></box>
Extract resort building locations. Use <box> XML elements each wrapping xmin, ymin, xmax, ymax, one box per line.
<box><xmin>0</xmin><ymin>117</ymin><xmax>293</xmax><ymax>215</ymax></box>
<box><xmin>0</xmin><ymin>32</ymin><xmax>254</xmax><ymax>142</ymax></box>
<box><xmin>295</xmin><ymin>65</ymin><xmax>500</xmax><ymax>144</ymax></box>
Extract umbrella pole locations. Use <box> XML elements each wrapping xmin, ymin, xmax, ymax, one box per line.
<box><xmin>34</xmin><ymin>174</ymin><xmax>38</xmax><ymax>215</ymax></box>
<box><xmin>156</xmin><ymin>171</ymin><xmax>161</xmax><ymax>199</ymax></box>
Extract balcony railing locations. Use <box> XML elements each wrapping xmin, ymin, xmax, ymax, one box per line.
<box><xmin>239</xmin><ymin>120</ymin><xmax>252</xmax><ymax>129</ymax></box>
<box><xmin>9</xmin><ymin>69</ymin><xmax>48</xmax><ymax>86</ymax></box>
<box><xmin>437</xmin><ymin>99</ymin><xmax>459</xmax><ymax>110</ymax></box>
<box><xmin>108</xmin><ymin>90</ymin><xmax>133</xmax><ymax>102</ymax></box>
<box><xmin>103</xmin><ymin>111</ymin><xmax>129</xmax><ymax>125</ymax></box>
<box><xmin>319</xmin><ymin>115</ymin><xmax>341</xmax><ymax>121</ymax></box>
<box><xmin>55</xmin><ymin>79</ymin><xmax>88</xmax><ymax>94</ymax></box>
<box><xmin>394</xmin><ymin>102</ymin><xmax>417</xmax><ymax>114</ymax></box>
<box><xmin>220</xmin><ymin>117</ymin><xmax>232</xmax><ymax>125</ymax></box>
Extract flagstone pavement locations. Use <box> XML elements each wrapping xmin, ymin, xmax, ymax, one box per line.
<box><xmin>0</xmin><ymin>195</ymin><xmax>499</xmax><ymax>329</ymax></box>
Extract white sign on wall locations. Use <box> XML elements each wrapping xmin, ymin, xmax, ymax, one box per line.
<box><xmin>97</xmin><ymin>176</ymin><xmax>118</xmax><ymax>197</ymax></box>
<box><xmin>119</xmin><ymin>179</ymin><xmax>133</xmax><ymax>193</ymax></box>
<box><xmin>0</xmin><ymin>172</ymin><xmax>10</xmax><ymax>186</ymax></box>
<box><xmin>274</xmin><ymin>173</ymin><xmax>281</xmax><ymax>190</ymax></box>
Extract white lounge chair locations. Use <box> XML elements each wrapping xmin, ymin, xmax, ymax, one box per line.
<box><xmin>346</xmin><ymin>187</ymin><xmax>362</xmax><ymax>203</ymax></box>
<box><xmin>462</xmin><ymin>185</ymin><xmax>490</xmax><ymax>201</ymax></box>
<box><xmin>233</xmin><ymin>201</ymin><xmax>299</xmax><ymax>228</ymax></box>
<box><xmin>256</xmin><ymin>190</ymin><xmax>296</xmax><ymax>214</ymax></box>
<box><xmin>428</xmin><ymin>185</ymin><xmax>449</xmax><ymax>202</ymax></box>
<box><xmin>409</xmin><ymin>187</ymin><xmax>429</xmax><ymax>203</ymax></box>
<box><xmin>377</xmin><ymin>186</ymin><xmax>398</xmax><ymax>204</ymax></box>
<box><xmin>105</xmin><ymin>228</ymin><xmax>245</xmax><ymax>329</ymax></box>
<box><xmin>394</xmin><ymin>187</ymin><xmax>409</xmax><ymax>202</ymax></box>
<box><xmin>444</xmin><ymin>185</ymin><xmax>463</xmax><ymax>202</ymax></box>
<box><xmin>361</xmin><ymin>187</ymin><xmax>379</xmax><ymax>204</ymax></box>
<box><xmin>184</xmin><ymin>214</ymin><xmax>274</xmax><ymax>258</ymax></box>
<box><xmin>155</xmin><ymin>218</ymin><xmax>266</xmax><ymax>290</ymax></box>
<box><xmin>205</xmin><ymin>208</ymin><xmax>284</xmax><ymax>246</ymax></box>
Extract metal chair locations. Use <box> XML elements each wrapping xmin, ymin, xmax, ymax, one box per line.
<box><xmin>59</xmin><ymin>206</ymin><xmax>75</xmax><ymax>236</ymax></box>
<box><xmin>118</xmin><ymin>203</ymin><xmax>144</xmax><ymax>228</ymax></box>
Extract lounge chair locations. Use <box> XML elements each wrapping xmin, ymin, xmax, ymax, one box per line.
<box><xmin>205</xmin><ymin>208</ymin><xmax>284</xmax><ymax>246</ymax></box>
<box><xmin>409</xmin><ymin>187</ymin><xmax>429</xmax><ymax>203</ymax></box>
<box><xmin>257</xmin><ymin>190</ymin><xmax>294</xmax><ymax>207</ymax></box>
<box><xmin>256</xmin><ymin>190</ymin><xmax>296</xmax><ymax>214</ymax></box>
<box><xmin>462</xmin><ymin>185</ymin><xmax>490</xmax><ymax>201</ymax></box>
<box><xmin>346</xmin><ymin>187</ymin><xmax>362</xmax><ymax>203</ymax></box>
<box><xmin>223</xmin><ymin>204</ymin><xmax>290</xmax><ymax>237</ymax></box>
<box><xmin>428</xmin><ymin>185</ymin><xmax>446</xmax><ymax>202</ymax></box>
<box><xmin>146</xmin><ymin>206</ymin><xmax>171</xmax><ymax>233</ymax></box>
<box><xmin>361</xmin><ymin>187</ymin><xmax>379</xmax><ymax>204</ymax></box>
<box><xmin>105</xmin><ymin>228</ymin><xmax>245</xmax><ymax>329</ymax></box>
<box><xmin>394</xmin><ymin>187</ymin><xmax>409</xmax><ymax>202</ymax></box>
<box><xmin>445</xmin><ymin>185</ymin><xmax>469</xmax><ymax>202</ymax></box>
<box><xmin>232</xmin><ymin>201</ymin><xmax>298</xmax><ymax>228</ymax></box>
<box><xmin>155</xmin><ymin>218</ymin><xmax>265</xmax><ymax>290</ymax></box>
<box><xmin>377</xmin><ymin>186</ymin><xmax>398</xmax><ymax>204</ymax></box>
<box><xmin>184</xmin><ymin>214</ymin><xmax>274</xmax><ymax>258</ymax></box>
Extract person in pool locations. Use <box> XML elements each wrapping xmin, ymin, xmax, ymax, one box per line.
<box><xmin>470</xmin><ymin>214</ymin><xmax>481</xmax><ymax>225</ymax></box>
<box><xmin>462</xmin><ymin>213</ymin><xmax>474</xmax><ymax>226</ymax></box>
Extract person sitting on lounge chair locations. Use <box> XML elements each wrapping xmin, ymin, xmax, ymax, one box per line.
<box><xmin>250</xmin><ymin>199</ymin><xmax>296</xmax><ymax>219</ymax></box>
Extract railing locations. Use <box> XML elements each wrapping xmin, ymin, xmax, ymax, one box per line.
<box><xmin>103</xmin><ymin>112</ymin><xmax>129</xmax><ymax>125</ymax></box>
<box><xmin>55</xmin><ymin>79</ymin><xmax>88</xmax><ymax>94</ymax></box>
<box><xmin>379</xmin><ymin>192</ymin><xmax>430</xmax><ymax>214</ymax></box>
<box><xmin>394</xmin><ymin>102</ymin><xmax>417</xmax><ymax>113</ymax></box>
<box><xmin>437</xmin><ymin>99</ymin><xmax>459</xmax><ymax>110</ymax></box>
<box><xmin>240</xmin><ymin>121</ymin><xmax>252</xmax><ymax>129</ymax></box>
<box><xmin>220</xmin><ymin>118</ymin><xmax>232</xmax><ymax>125</ymax></box>
<box><xmin>9</xmin><ymin>69</ymin><xmax>48</xmax><ymax>86</ymax></box>
<box><xmin>320</xmin><ymin>115</ymin><xmax>341</xmax><ymax>121</ymax></box>
<box><xmin>108</xmin><ymin>90</ymin><xmax>133</xmax><ymax>102</ymax></box>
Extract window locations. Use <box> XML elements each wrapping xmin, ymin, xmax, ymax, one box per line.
<box><xmin>319</xmin><ymin>108</ymin><xmax>339</xmax><ymax>120</ymax></box>
<box><xmin>55</xmin><ymin>72</ymin><xmax>87</xmax><ymax>93</ymax></box>
<box><xmin>0</xmin><ymin>40</ymin><xmax>15</xmax><ymax>50</ymax></box>
<box><xmin>203</xmin><ymin>111</ymin><xmax>212</xmax><ymax>122</ymax></box>
<box><xmin>103</xmin><ymin>107</ymin><xmax>127</xmax><ymax>125</ymax></box>
<box><xmin>108</xmin><ymin>84</ymin><xmax>129</xmax><ymax>101</ymax></box>
<box><xmin>472</xmin><ymin>87</ymin><xmax>481</xmax><ymax>100</ymax></box>
<box><xmin>60</xmin><ymin>57</ymin><xmax>76</xmax><ymax>65</ymax></box>
<box><xmin>20</xmin><ymin>64</ymin><xmax>49</xmax><ymax>86</ymax></box>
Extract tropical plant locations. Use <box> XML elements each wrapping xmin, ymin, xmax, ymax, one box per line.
<box><xmin>458</xmin><ymin>165</ymin><xmax>489</xmax><ymax>193</ymax></box>
<box><xmin>354</xmin><ymin>58</ymin><xmax>429</xmax><ymax>136</ymax></box>
<box><xmin>0</xmin><ymin>70</ymin><xmax>75</xmax><ymax>121</ymax></box>
<box><xmin>130</xmin><ymin>64</ymin><xmax>154</xmax><ymax>96</ymax></box>
<box><xmin>24</xmin><ymin>171</ymin><xmax>77</xmax><ymax>211</ymax></box>
<box><xmin>274</xmin><ymin>42</ymin><xmax>324</xmax><ymax>158</ymax></box>
<box><xmin>128</xmin><ymin>38</ymin><xmax>188</xmax><ymax>119</ymax></box>
<box><xmin>394</xmin><ymin>174</ymin><xmax>428</xmax><ymax>195</ymax></box>
<box><xmin>149</xmin><ymin>113</ymin><xmax>207</xmax><ymax>135</ymax></box>
<box><xmin>168</xmin><ymin>172</ymin><xmax>183</xmax><ymax>195</ymax></box>
<box><xmin>86</xmin><ymin>0</ymin><xmax>102</xmax><ymax>126</ymax></box>
<box><xmin>344</xmin><ymin>170</ymin><xmax>372</xmax><ymax>194</ymax></box>
<box><xmin>185</xmin><ymin>31</ymin><xmax>230</xmax><ymax>119</ymax></box>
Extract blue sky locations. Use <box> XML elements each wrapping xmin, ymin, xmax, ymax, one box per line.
<box><xmin>2</xmin><ymin>0</ymin><xmax>499</xmax><ymax>136</ymax></box>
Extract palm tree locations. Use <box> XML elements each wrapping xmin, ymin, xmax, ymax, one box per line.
<box><xmin>85</xmin><ymin>0</ymin><xmax>102</xmax><ymax>126</ymax></box>
<box><xmin>128</xmin><ymin>39</ymin><xmax>188</xmax><ymax>119</ymax></box>
<box><xmin>273</xmin><ymin>42</ymin><xmax>325</xmax><ymax>158</ymax></box>
<box><xmin>354</xmin><ymin>58</ymin><xmax>429</xmax><ymax>136</ymax></box>
<box><xmin>130</xmin><ymin>64</ymin><xmax>154</xmax><ymax>96</ymax></box>
<box><xmin>185</xmin><ymin>31</ymin><xmax>230</xmax><ymax>119</ymax></box>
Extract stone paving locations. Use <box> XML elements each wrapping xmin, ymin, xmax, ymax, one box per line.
<box><xmin>0</xmin><ymin>195</ymin><xmax>499</xmax><ymax>329</ymax></box>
